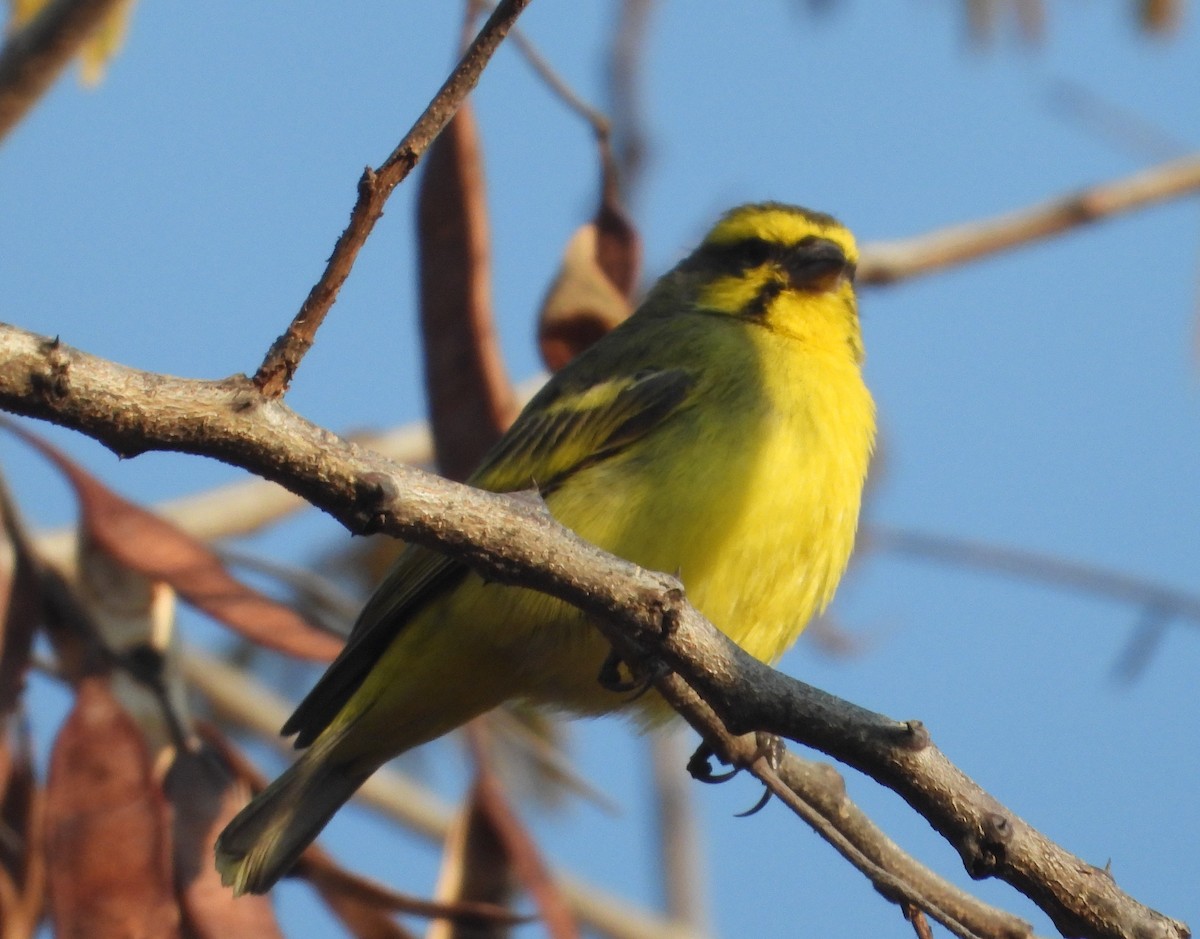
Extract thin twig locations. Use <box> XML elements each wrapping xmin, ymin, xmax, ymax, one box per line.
<box><xmin>0</xmin><ymin>0</ymin><xmax>126</xmax><ymax>142</ymax></box>
<box><xmin>661</xmin><ymin>674</ymin><xmax>1035</xmax><ymax>939</ymax></box>
<box><xmin>648</xmin><ymin>726</ymin><xmax>709</xmax><ymax>934</ymax></box>
<box><xmin>501</xmin><ymin>14</ymin><xmax>610</xmax><ymax>138</ymax></box>
<box><xmin>858</xmin><ymin>153</ymin><xmax>1200</xmax><ymax>285</ymax></box>
<box><xmin>606</xmin><ymin>0</ymin><xmax>656</xmax><ymax>199</ymax></box>
<box><xmin>1045</xmin><ymin>78</ymin><xmax>1187</xmax><ymax>164</ymax></box>
<box><xmin>252</xmin><ymin>0</ymin><xmax>534</xmax><ymax>397</ymax></box>
<box><xmin>866</xmin><ymin>526</ymin><xmax>1200</xmax><ymax>627</ymax></box>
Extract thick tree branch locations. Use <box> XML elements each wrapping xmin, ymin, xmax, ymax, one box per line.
<box><xmin>252</xmin><ymin>0</ymin><xmax>533</xmax><ymax>397</ymax></box>
<box><xmin>0</xmin><ymin>0</ymin><xmax>126</xmax><ymax>142</ymax></box>
<box><xmin>857</xmin><ymin>154</ymin><xmax>1200</xmax><ymax>285</ymax></box>
<box><xmin>0</xmin><ymin>324</ymin><xmax>1188</xmax><ymax>939</ymax></box>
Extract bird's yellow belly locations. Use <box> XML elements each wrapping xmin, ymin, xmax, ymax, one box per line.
<box><xmin>488</xmin><ymin>362</ymin><xmax>870</xmax><ymax>714</ymax></box>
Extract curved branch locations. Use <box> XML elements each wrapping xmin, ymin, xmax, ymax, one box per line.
<box><xmin>857</xmin><ymin>154</ymin><xmax>1200</xmax><ymax>285</ymax></box>
<box><xmin>0</xmin><ymin>323</ymin><xmax>1187</xmax><ymax>939</ymax></box>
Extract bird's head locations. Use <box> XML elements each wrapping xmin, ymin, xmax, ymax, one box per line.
<box><xmin>671</xmin><ymin>203</ymin><xmax>862</xmax><ymax>356</ymax></box>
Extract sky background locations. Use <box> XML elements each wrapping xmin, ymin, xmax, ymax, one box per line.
<box><xmin>2</xmin><ymin>2</ymin><xmax>1199</xmax><ymax>937</ymax></box>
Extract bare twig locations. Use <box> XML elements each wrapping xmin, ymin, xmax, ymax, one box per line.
<box><xmin>502</xmin><ymin>16</ymin><xmax>610</xmax><ymax>138</ymax></box>
<box><xmin>606</xmin><ymin>0</ymin><xmax>656</xmax><ymax>199</ymax></box>
<box><xmin>648</xmin><ymin>727</ymin><xmax>709</xmax><ymax>934</ymax></box>
<box><xmin>866</xmin><ymin>526</ymin><xmax>1200</xmax><ymax>627</ymax></box>
<box><xmin>0</xmin><ymin>325</ymin><xmax>1186</xmax><ymax>939</ymax></box>
<box><xmin>252</xmin><ymin>0</ymin><xmax>534</xmax><ymax>397</ymax></box>
<box><xmin>1045</xmin><ymin>78</ymin><xmax>1187</xmax><ymax>164</ymax></box>
<box><xmin>858</xmin><ymin>153</ymin><xmax>1200</xmax><ymax>285</ymax></box>
<box><xmin>865</xmin><ymin>525</ymin><xmax>1200</xmax><ymax>682</ymax></box>
<box><xmin>0</xmin><ymin>0</ymin><xmax>126</xmax><ymax>142</ymax></box>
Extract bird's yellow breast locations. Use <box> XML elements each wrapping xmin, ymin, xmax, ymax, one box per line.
<box><xmin>503</xmin><ymin>305</ymin><xmax>875</xmax><ymax>711</ymax></box>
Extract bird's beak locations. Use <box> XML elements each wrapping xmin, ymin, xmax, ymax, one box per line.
<box><xmin>784</xmin><ymin>238</ymin><xmax>854</xmax><ymax>293</ymax></box>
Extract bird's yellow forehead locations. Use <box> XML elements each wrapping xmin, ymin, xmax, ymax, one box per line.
<box><xmin>704</xmin><ymin>204</ymin><xmax>858</xmax><ymax>264</ymax></box>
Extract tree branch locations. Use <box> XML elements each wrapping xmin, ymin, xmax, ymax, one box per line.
<box><xmin>857</xmin><ymin>154</ymin><xmax>1200</xmax><ymax>285</ymax></box>
<box><xmin>0</xmin><ymin>323</ymin><xmax>1187</xmax><ymax>939</ymax></box>
<box><xmin>251</xmin><ymin>0</ymin><xmax>533</xmax><ymax>397</ymax></box>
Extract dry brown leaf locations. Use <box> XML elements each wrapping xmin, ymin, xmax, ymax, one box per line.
<box><xmin>537</xmin><ymin>222</ymin><xmax>633</xmax><ymax>373</ymax></box>
<box><xmin>0</xmin><ymin>722</ymin><xmax>44</xmax><ymax>939</ymax></box>
<box><xmin>537</xmin><ymin>146</ymin><xmax>640</xmax><ymax>373</ymax></box>
<box><xmin>592</xmin><ymin>147</ymin><xmax>641</xmax><ymax>300</ymax></box>
<box><xmin>1139</xmin><ymin>0</ymin><xmax>1181</xmax><ymax>33</ymax></box>
<box><xmin>0</xmin><ymin>477</ymin><xmax>47</xmax><ymax>938</ymax></box>
<box><xmin>427</xmin><ymin>778</ymin><xmax>512</xmax><ymax>939</ymax></box>
<box><xmin>1</xmin><ymin>420</ymin><xmax>341</xmax><ymax>662</ymax></box>
<box><xmin>164</xmin><ymin>741</ymin><xmax>283</xmax><ymax>939</ymax></box>
<box><xmin>43</xmin><ymin>675</ymin><xmax>180</xmax><ymax>938</ymax></box>
<box><xmin>0</xmin><ymin>476</ymin><xmax>42</xmax><ymax>719</ymax></box>
<box><xmin>443</xmin><ymin>728</ymin><xmax>578</xmax><ymax>939</ymax></box>
<box><xmin>418</xmin><ymin>103</ymin><xmax>517</xmax><ymax>481</ymax></box>
<box><xmin>74</xmin><ymin>531</ymin><xmax>189</xmax><ymax>756</ymax></box>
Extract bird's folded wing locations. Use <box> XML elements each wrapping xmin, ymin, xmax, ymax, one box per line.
<box><xmin>282</xmin><ymin>368</ymin><xmax>696</xmax><ymax>746</ymax></box>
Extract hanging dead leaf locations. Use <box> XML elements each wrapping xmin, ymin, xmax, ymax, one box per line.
<box><xmin>1139</xmin><ymin>0</ymin><xmax>1181</xmax><ymax>33</ymax></box>
<box><xmin>441</xmin><ymin>727</ymin><xmax>578</xmax><ymax>939</ymax></box>
<box><xmin>1014</xmin><ymin>0</ymin><xmax>1044</xmax><ymax>42</ymax></box>
<box><xmin>164</xmin><ymin>739</ymin><xmax>283</xmax><ymax>939</ymax></box>
<box><xmin>0</xmin><ymin>475</ymin><xmax>42</xmax><ymax>718</ymax></box>
<box><xmin>43</xmin><ymin>675</ymin><xmax>181</xmax><ymax>938</ymax></box>
<box><xmin>537</xmin><ymin>142</ymin><xmax>640</xmax><ymax>373</ymax></box>
<box><xmin>0</xmin><ymin>420</ymin><xmax>342</xmax><ymax>662</ymax></box>
<box><xmin>427</xmin><ymin>775</ymin><xmax>512</xmax><ymax>939</ymax></box>
<box><xmin>418</xmin><ymin>103</ymin><xmax>518</xmax><ymax>481</ymax></box>
<box><xmin>593</xmin><ymin>141</ymin><xmax>641</xmax><ymax>300</ymax></box>
<box><xmin>0</xmin><ymin>721</ymin><xmax>44</xmax><ymax>939</ymax></box>
<box><xmin>0</xmin><ymin>477</ymin><xmax>47</xmax><ymax>938</ymax></box>
<box><xmin>74</xmin><ymin>533</ymin><xmax>189</xmax><ymax>757</ymax></box>
<box><xmin>537</xmin><ymin>223</ymin><xmax>633</xmax><ymax>373</ymax></box>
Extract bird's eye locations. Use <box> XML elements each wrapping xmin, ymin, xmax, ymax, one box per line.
<box><xmin>730</xmin><ymin>238</ymin><xmax>774</xmax><ymax>269</ymax></box>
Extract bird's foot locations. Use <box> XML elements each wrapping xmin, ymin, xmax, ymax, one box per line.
<box><xmin>687</xmin><ymin>732</ymin><xmax>786</xmax><ymax>817</ymax></box>
<box><xmin>597</xmin><ymin>647</ymin><xmax>670</xmax><ymax>703</ymax></box>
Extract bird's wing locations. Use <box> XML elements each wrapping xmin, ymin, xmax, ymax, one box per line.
<box><xmin>469</xmin><ymin>368</ymin><xmax>696</xmax><ymax>494</ymax></box>
<box><xmin>282</xmin><ymin>368</ymin><xmax>696</xmax><ymax>746</ymax></box>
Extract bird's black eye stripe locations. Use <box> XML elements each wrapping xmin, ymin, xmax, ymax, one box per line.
<box><xmin>683</xmin><ymin>236</ymin><xmax>785</xmax><ymax>275</ymax></box>
<box><xmin>683</xmin><ymin>234</ymin><xmax>849</xmax><ymax>279</ymax></box>
<box><xmin>726</xmin><ymin>237</ymin><xmax>777</xmax><ymax>270</ymax></box>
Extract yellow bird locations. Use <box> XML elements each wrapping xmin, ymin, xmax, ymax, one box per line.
<box><xmin>216</xmin><ymin>202</ymin><xmax>876</xmax><ymax>894</ymax></box>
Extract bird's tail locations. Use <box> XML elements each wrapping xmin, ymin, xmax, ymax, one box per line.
<box><xmin>215</xmin><ymin>727</ymin><xmax>371</xmax><ymax>896</ymax></box>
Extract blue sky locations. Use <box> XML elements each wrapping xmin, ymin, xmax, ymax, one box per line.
<box><xmin>2</xmin><ymin>2</ymin><xmax>1198</xmax><ymax>937</ymax></box>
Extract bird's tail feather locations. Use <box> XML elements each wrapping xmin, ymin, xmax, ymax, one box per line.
<box><xmin>215</xmin><ymin>729</ymin><xmax>371</xmax><ymax>896</ymax></box>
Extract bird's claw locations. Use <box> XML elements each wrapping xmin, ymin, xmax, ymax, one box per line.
<box><xmin>687</xmin><ymin>733</ymin><xmax>786</xmax><ymax>817</ymax></box>
<box><xmin>597</xmin><ymin>648</ymin><xmax>669</xmax><ymax>703</ymax></box>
